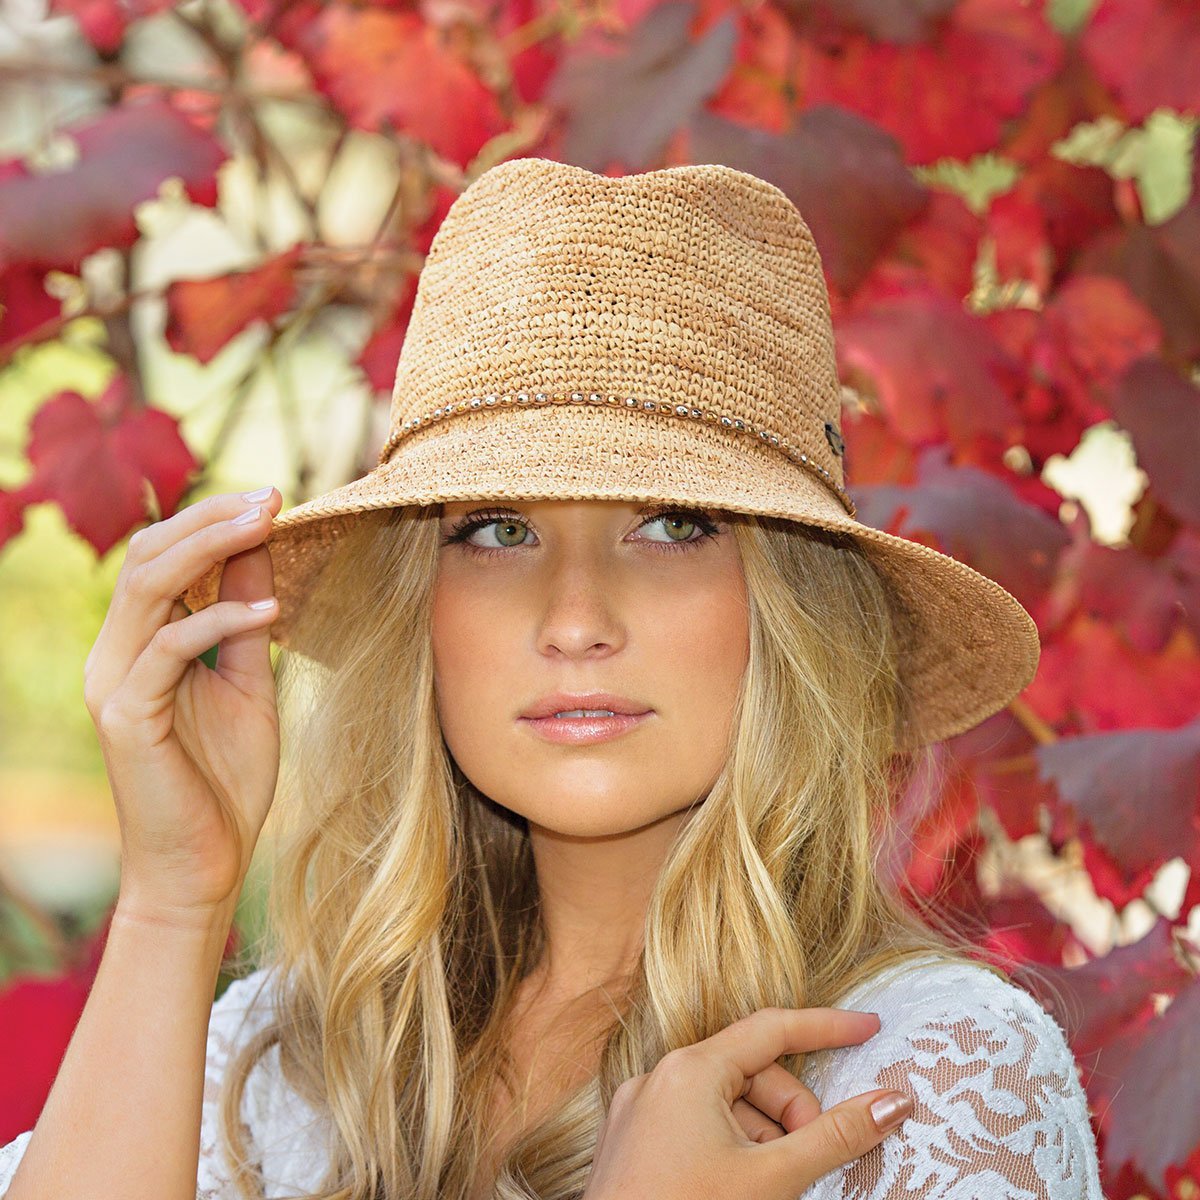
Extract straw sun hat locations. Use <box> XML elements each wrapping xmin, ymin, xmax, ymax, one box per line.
<box><xmin>177</xmin><ymin>156</ymin><xmax>1040</xmax><ymax>752</ymax></box>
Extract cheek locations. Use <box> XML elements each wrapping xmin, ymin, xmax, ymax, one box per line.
<box><xmin>655</xmin><ymin>575</ymin><xmax>750</xmax><ymax>733</ymax></box>
<box><xmin>429</xmin><ymin>574</ymin><xmax>500</xmax><ymax>740</ymax></box>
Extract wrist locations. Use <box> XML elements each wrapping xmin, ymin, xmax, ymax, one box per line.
<box><xmin>114</xmin><ymin>892</ymin><xmax>238</xmax><ymax>939</ymax></box>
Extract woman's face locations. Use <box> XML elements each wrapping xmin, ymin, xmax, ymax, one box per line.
<box><xmin>431</xmin><ymin>499</ymin><xmax>750</xmax><ymax>838</ymax></box>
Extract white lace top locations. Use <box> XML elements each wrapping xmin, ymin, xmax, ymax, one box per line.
<box><xmin>0</xmin><ymin>952</ymin><xmax>1104</xmax><ymax>1199</ymax></box>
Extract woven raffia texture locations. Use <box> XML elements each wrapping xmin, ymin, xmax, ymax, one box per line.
<box><xmin>177</xmin><ymin>157</ymin><xmax>1039</xmax><ymax>751</ymax></box>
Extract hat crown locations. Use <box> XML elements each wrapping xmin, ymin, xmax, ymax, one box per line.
<box><xmin>379</xmin><ymin>158</ymin><xmax>850</xmax><ymax>510</ymax></box>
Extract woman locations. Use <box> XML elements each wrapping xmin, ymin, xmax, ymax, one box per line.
<box><xmin>0</xmin><ymin>158</ymin><xmax>1103</xmax><ymax>1200</ymax></box>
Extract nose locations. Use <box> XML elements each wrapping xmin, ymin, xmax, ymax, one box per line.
<box><xmin>533</xmin><ymin>558</ymin><xmax>627</xmax><ymax>659</ymax></box>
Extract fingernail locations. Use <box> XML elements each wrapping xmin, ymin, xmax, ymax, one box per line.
<box><xmin>232</xmin><ymin>505</ymin><xmax>262</xmax><ymax>525</ymax></box>
<box><xmin>242</xmin><ymin>486</ymin><xmax>274</xmax><ymax>503</ymax></box>
<box><xmin>870</xmin><ymin>1093</ymin><xmax>912</xmax><ymax>1131</ymax></box>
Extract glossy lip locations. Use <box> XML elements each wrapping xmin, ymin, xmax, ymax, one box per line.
<box><xmin>519</xmin><ymin>691</ymin><xmax>652</xmax><ymax>719</ymax></box>
<box><xmin>519</xmin><ymin>711</ymin><xmax>654</xmax><ymax>745</ymax></box>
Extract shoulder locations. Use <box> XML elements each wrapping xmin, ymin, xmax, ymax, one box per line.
<box><xmin>204</xmin><ymin>965</ymin><xmax>283</xmax><ymax>1095</ymax></box>
<box><xmin>832</xmin><ymin>951</ymin><xmax>1070</xmax><ymax>1050</ymax></box>
<box><xmin>203</xmin><ymin>963</ymin><xmax>335</xmax><ymax>1197</ymax></box>
<box><xmin>210</xmin><ymin>964</ymin><xmax>283</xmax><ymax>1032</ymax></box>
<box><xmin>799</xmin><ymin>953</ymin><xmax>1105</xmax><ymax>1200</ymax></box>
<box><xmin>202</xmin><ymin>965</ymin><xmax>284</xmax><ymax>1151</ymax></box>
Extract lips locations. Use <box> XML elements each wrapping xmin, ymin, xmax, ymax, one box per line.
<box><xmin>519</xmin><ymin>691</ymin><xmax>651</xmax><ymax>719</ymax></box>
<box><xmin>519</xmin><ymin>710</ymin><xmax>653</xmax><ymax>745</ymax></box>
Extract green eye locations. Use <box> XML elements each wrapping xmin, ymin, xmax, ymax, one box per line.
<box><xmin>493</xmin><ymin>519</ymin><xmax>528</xmax><ymax>547</ymax></box>
<box><xmin>657</xmin><ymin>515</ymin><xmax>697</xmax><ymax>541</ymax></box>
<box><xmin>443</xmin><ymin>507</ymin><xmax>720</xmax><ymax>555</ymax></box>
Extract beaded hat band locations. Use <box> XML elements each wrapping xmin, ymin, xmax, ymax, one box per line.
<box><xmin>177</xmin><ymin>156</ymin><xmax>1040</xmax><ymax>751</ymax></box>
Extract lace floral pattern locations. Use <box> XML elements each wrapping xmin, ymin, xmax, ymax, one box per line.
<box><xmin>0</xmin><ymin>955</ymin><xmax>1103</xmax><ymax>1200</ymax></box>
<box><xmin>196</xmin><ymin>969</ymin><xmax>276</xmax><ymax>1198</ymax></box>
<box><xmin>799</xmin><ymin>956</ymin><xmax>1104</xmax><ymax>1200</ymax></box>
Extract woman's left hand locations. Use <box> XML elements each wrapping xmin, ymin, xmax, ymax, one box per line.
<box><xmin>730</xmin><ymin>1070</ymin><xmax>820</xmax><ymax>1142</ymax></box>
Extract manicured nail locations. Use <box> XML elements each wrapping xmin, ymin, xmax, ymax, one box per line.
<box><xmin>232</xmin><ymin>505</ymin><xmax>262</xmax><ymax>525</ymax></box>
<box><xmin>242</xmin><ymin>486</ymin><xmax>273</xmax><ymax>503</ymax></box>
<box><xmin>246</xmin><ymin>597</ymin><xmax>276</xmax><ymax>611</ymax></box>
<box><xmin>870</xmin><ymin>1093</ymin><xmax>912</xmax><ymax>1131</ymax></box>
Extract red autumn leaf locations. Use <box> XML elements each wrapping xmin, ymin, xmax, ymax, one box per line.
<box><xmin>986</xmin><ymin>275</ymin><xmax>1163</xmax><ymax>466</ymax></box>
<box><xmin>0</xmin><ymin>100</ymin><xmax>226</xmax><ymax>272</ymax></box>
<box><xmin>975</xmin><ymin>886</ymin><xmax>1080</xmax><ymax>973</ymax></box>
<box><xmin>288</xmin><ymin>7</ymin><xmax>507</xmax><ymax>169</ymax></box>
<box><xmin>48</xmin><ymin>0</ymin><xmax>175</xmax><ymax>55</ymax></box>
<box><xmin>794</xmin><ymin>0</ymin><xmax>1063</xmax><ymax>165</ymax></box>
<box><xmin>1109</xmin><ymin>357</ymin><xmax>1200</xmax><ymax>527</ymax></box>
<box><xmin>880</xmin><ymin>752</ymin><xmax>983</xmax><ymax>897</ymax></box>
<box><xmin>700</xmin><ymin>1</ymin><xmax>796</xmax><ymax>133</ymax></box>
<box><xmin>837</xmin><ymin>407</ymin><xmax>920</xmax><ymax>487</ymax></box>
<box><xmin>1081</xmin><ymin>0</ymin><xmax>1200</xmax><ymax>124</ymax></box>
<box><xmin>1010</xmin><ymin>917</ymin><xmax>1190</xmax><ymax>1061</ymax></box>
<box><xmin>982</xmin><ymin>189</ymin><xmax>1056</xmax><ymax>300</ymax></box>
<box><xmin>0</xmin><ymin>263</ymin><xmax>61</xmax><ymax>355</ymax></box>
<box><xmin>902</xmin><ymin>777</ymin><xmax>984</xmax><ymax>902</ymax></box>
<box><xmin>796</xmin><ymin>0</ymin><xmax>959</xmax><ymax>44</ymax></box>
<box><xmin>359</xmin><ymin>318</ymin><xmax>410</xmax><ymax>395</ymax></box>
<box><xmin>546</xmin><ymin>0</ymin><xmax>737</xmax><ymax>173</ymax></box>
<box><xmin>951</xmin><ymin>708</ymin><xmax>1058</xmax><ymax>840</ymax></box>
<box><xmin>231</xmin><ymin>0</ymin><xmax>320</xmax><ymax>45</ymax></box>
<box><xmin>1076</xmin><ymin>835</ymin><xmax>1163</xmax><ymax>911</ymax></box>
<box><xmin>16</xmin><ymin>375</ymin><xmax>199</xmax><ymax>557</ymax></box>
<box><xmin>357</xmin><ymin>268</ymin><xmax>419</xmax><ymax>393</ymax></box>
<box><xmin>834</xmin><ymin>284</ymin><xmax>1023</xmax><ymax>456</ymax></box>
<box><xmin>995</xmin><ymin>50</ymin><xmax>1123</xmax><ymax>268</ymax></box>
<box><xmin>1087</xmin><ymin>970</ymin><xmax>1200</xmax><ymax>1193</ymax></box>
<box><xmin>1035</xmin><ymin>719</ymin><xmax>1200</xmax><ymax>902</ymax></box>
<box><xmin>999</xmin><ymin>159</ymin><xmax>1120</xmax><ymax>288</ymax></box>
<box><xmin>0</xmin><ymin>488</ymin><xmax>24</xmax><ymax>553</ymax></box>
<box><xmin>851</xmin><ymin>189</ymin><xmax>982</xmax><ymax>308</ymax></box>
<box><xmin>165</xmin><ymin>245</ymin><xmax>304</xmax><ymax>365</ymax></box>
<box><xmin>922</xmin><ymin>822</ymin><xmax>992</xmax><ymax>922</ymax></box>
<box><xmin>850</xmin><ymin>445</ymin><xmax>1068</xmax><ymax>613</ymax></box>
<box><xmin>1044</xmin><ymin>525</ymin><xmax>1200</xmax><ymax>655</ymax></box>
<box><xmin>496</xmin><ymin>0</ymin><xmax>572</xmax><ymax>106</ymax></box>
<box><xmin>688</xmin><ymin>104</ymin><xmax>928</xmax><ymax>297</ymax></box>
<box><xmin>0</xmin><ymin>970</ymin><xmax>92</xmax><ymax>1140</ymax></box>
<box><xmin>1023</xmin><ymin>614</ymin><xmax>1200</xmax><ymax>734</ymax></box>
<box><xmin>1038</xmin><ymin>278</ymin><xmax>1164</xmax><ymax>403</ymax></box>
<box><xmin>1077</xmin><ymin>196</ymin><xmax>1200</xmax><ymax>363</ymax></box>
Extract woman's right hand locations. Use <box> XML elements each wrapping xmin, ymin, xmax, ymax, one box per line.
<box><xmin>83</xmin><ymin>487</ymin><xmax>285</xmax><ymax>926</ymax></box>
<box><xmin>582</xmin><ymin>1006</ymin><xmax>913</xmax><ymax>1200</ymax></box>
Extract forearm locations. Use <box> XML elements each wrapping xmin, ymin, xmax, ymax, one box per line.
<box><xmin>5</xmin><ymin>899</ymin><xmax>236</xmax><ymax>1200</ymax></box>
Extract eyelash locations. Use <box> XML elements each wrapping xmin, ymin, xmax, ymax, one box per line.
<box><xmin>441</xmin><ymin>506</ymin><xmax>723</xmax><ymax>557</ymax></box>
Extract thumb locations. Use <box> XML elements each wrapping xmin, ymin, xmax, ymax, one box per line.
<box><xmin>757</xmin><ymin>1088</ymin><xmax>913</xmax><ymax>1196</ymax></box>
<box><xmin>213</xmin><ymin>539</ymin><xmax>278</xmax><ymax>688</ymax></box>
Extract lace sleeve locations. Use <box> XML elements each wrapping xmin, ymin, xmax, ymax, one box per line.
<box><xmin>197</xmin><ymin>966</ymin><xmax>278</xmax><ymax>1199</ymax></box>
<box><xmin>799</xmin><ymin>959</ymin><xmax>1105</xmax><ymax>1200</ymax></box>
<box><xmin>0</xmin><ymin>1131</ymin><xmax>34</xmax><ymax>1197</ymax></box>
<box><xmin>0</xmin><ymin>967</ymin><xmax>277</xmax><ymax>1200</ymax></box>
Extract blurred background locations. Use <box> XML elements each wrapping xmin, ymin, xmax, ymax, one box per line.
<box><xmin>0</xmin><ymin>0</ymin><xmax>1197</xmax><ymax>1193</ymax></box>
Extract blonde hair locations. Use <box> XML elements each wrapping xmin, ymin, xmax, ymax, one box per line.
<box><xmin>218</xmin><ymin>503</ymin><xmax>1031</xmax><ymax>1200</ymax></box>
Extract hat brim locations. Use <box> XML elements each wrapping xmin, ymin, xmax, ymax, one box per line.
<box><xmin>177</xmin><ymin>405</ymin><xmax>1039</xmax><ymax>751</ymax></box>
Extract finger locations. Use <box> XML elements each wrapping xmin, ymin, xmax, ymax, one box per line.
<box><xmin>117</xmin><ymin>600</ymin><xmax>281</xmax><ymax>717</ymax></box>
<box><xmin>732</xmin><ymin>1098</ymin><xmax>786</xmax><ymax>1144</ymax></box>
<box><xmin>88</xmin><ymin>489</ymin><xmax>281</xmax><ymax>701</ymax></box>
<box><xmin>742</xmin><ymin>1061</ymin><xmax>822</xmax><ymax>1133</ymax></box>
<box><xmin>135</xmin><ymin>487</ymin><xmax>279</xmax><ymax>564</ymax></box>
<box><xmin>754</xmin><ymin>1087</ymin><xmax>913</xmax><ymax>1194</ymax></box>
<box><xmin>700</xmin><ymin>1008</ymin><xmax>881</xmax><ymax>1109</ymax></box>
<box><xmin>213</xmin><ymin>537</ymin><xmax>278</xmax><ymax>686</ymax></box>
